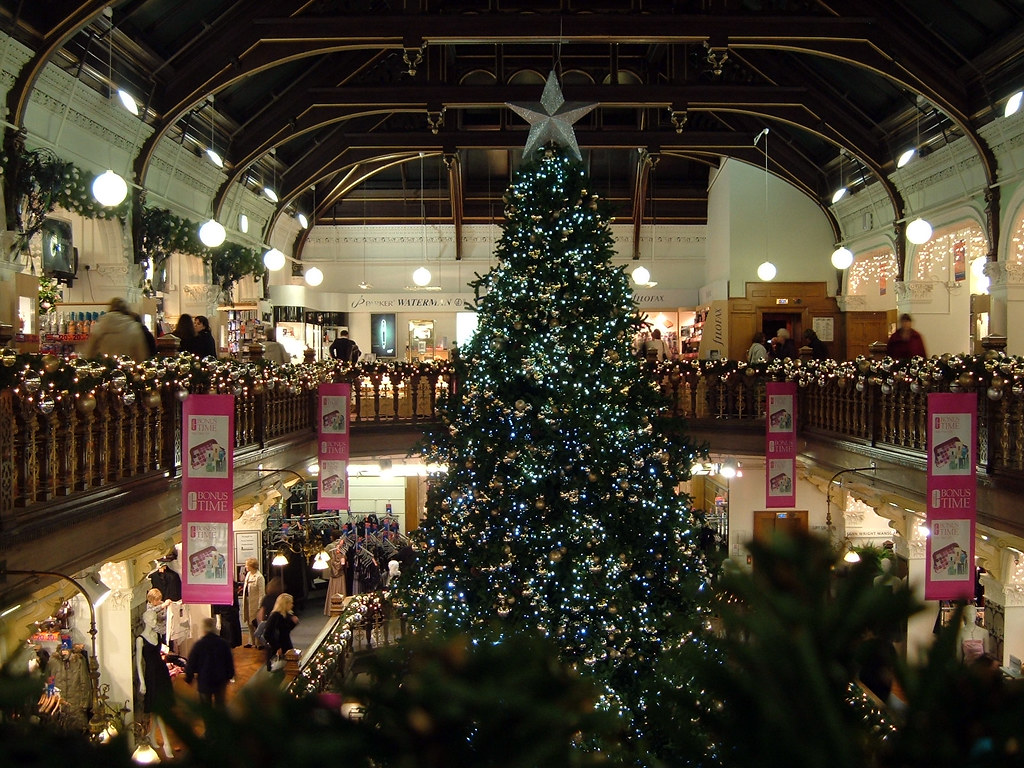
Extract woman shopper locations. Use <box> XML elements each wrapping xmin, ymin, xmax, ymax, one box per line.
<box><xmin>264</xmin><ymin>592</ymin><xmax>299</xmax><ymax>672</ymax></box>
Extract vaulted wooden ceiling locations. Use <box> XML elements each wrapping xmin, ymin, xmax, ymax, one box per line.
<box><xmin>3</xmin><ymin>0</ymin><xmax>1023</xmax><ymax>262</ymax></box>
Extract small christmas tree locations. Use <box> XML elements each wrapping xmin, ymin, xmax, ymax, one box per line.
<box><xmin>399</xmin><ymin>139</ymin><xmax>710</xmax><ymax>751</ymax></box>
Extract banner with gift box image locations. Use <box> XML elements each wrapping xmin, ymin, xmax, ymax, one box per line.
<box><xmin>765</xmin><ymin>382</ymin><xmax>797</xmax><ymax>508</ymax></box>
<box><xmin>925</xmin><ymin>393</ymin><xmax>977</xmax><ymax>601</ymax></box>
<box><xmin>181</xmin><ymin>394</ymin><xmax>235</xmax><ymax>604</ymax></box>
<box><xmin>318</xmin><ymin>383</ymin><xmax>351</xmax><ymax>510</ymax></box>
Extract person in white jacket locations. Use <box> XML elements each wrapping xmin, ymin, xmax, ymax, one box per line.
<box><xmin>81</xmin><ymin>297</ymin><xmax>149</xmax><ymax>362</ymax></box>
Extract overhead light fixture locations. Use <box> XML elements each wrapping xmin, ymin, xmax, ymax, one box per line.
<box><xmin>831</xmin><ymin>246</ymin><xmax>854</xmax><ymax>270</ymax></box>
<box><xmin>263</xmin><ymin>150</ymin><xmax>279</xmax><ymax>202</ymax></box>
<box><xmin>414</xmin><ymin>152</ymin><xmax>433</xmax><ymax>288</ymax></box>
<box><xmin>896</xmin><ymin>148</ymin><xmax>916</xmax><ymax>168</ymax></box>
<box><xmin>81</xmin><ymin>572</ymin><xmax>112</xmax><ymax>608</ymax></box>
<box><xmin>719</xmin><ymin>460</ymin><xmax>738</xmax><ymax>479</ymax></box>
<box><xmin>131</xmin><ymin>740</ymin><xmax>161</xmax><ymax>765</ymax></box>
<box><xmin>117</xmin><ymin>89</ymin><xmax>139</xmax><ymax>116</ymax></box>
<box><xmin>305</xmin><ymin>266</ymin><xmax>324</xmax><ymax>286</ymax></box>
<box><xmin>631</xmin><ymin>265</ymin><xmax>651</xmax><ymax>285</ymax></box>
<box><xmin>1</xmin><ymin>603</ymin><xmax>22</xmax><ymax>618</ymax></box>
<box><xmin>271</xmin><ymin>550</ymin><xmax>289</xmax><ymax>567</ymax></box>
<box><xmin>296</xmin><ymin>212</ymin><xmax>309</xmax><ymax>229</ymax></box>
<box><xmin>917</xmin><ymin>523</ymin><xmax>930</xmax><ymax>537</ymax></box>
<box><xmin>1005</xmin><ymin>90</ymin><xmax>1023</xmax><ymax>117</ymax></box>
<box><xmin>92</xmin><ymin>170</ymin><xmax>128</xmax><ymax>207</ymax></box>
<box><xmin>831</xmin><ymin>186</ymin><xmax>847</xmax><ymax>204</ymax></box>
<box><xmin>307</xmin><ymin>463</ymin><xmax>320</xmax><ymax>475</ymax></box>
<box><xmin>198</xmin><ymin>218</ymin><xmax>226</xmax><ymax>247</ymax></box>
<box><xmin>412</xmin><ymin>266</ymin><xmax>432</xmax><ymax>287</ymax></box>
<box><xmin>204</xmin><ymin>96</ymin><xmax>223</xmax><ymax>168</ymax></box>
<box><xmin>379</xmin><ymin>458</ymin><xmax>394</xmax><ymax>478</ymax></box>
<box><xmin>906</xmin><ymin>217</ymin><xmax>933</xmax><ymax>245</ymax></box>
<box><xmin>756</xmin><ymin>126</ymin><xmax>775</xmax><ymax>282</ymax></box>
<box><xmin>239</xmin><ymin>213</ymin><xmax>249</xmax><ymax>233</ymax></box>
<box><xmin>312</xmin><ymin>551</ymin><xmax>330</xmax><ymax>571</ymax></box>
<box><xmin>263</xmin><ymin>248</ymin><xmax>286</xmax><ymax>271</ymax></box>
<box><xmin>843</xmin><ymin>546</ymin><xmax>861</xmax><ymax>563</ymax></box>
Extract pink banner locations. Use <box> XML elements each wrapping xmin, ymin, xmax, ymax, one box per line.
<box><xmin>765</xmin><ymin>382</ymin><xmax>797</xmax><ymax>508</ymax></box>
<box><xmin>181</xmin><ymin>395</ymin><xmax>235</xmax><ymax>605</ymax></box>
<box><xmin>318</xmin><ymin>383</ymin><xmax>351</xmax><ymax>510</ymax></box>
<box><xmin>925</xmin><ymin>393</ymin><xmax>977</xmax><ymax>600</ymax></box>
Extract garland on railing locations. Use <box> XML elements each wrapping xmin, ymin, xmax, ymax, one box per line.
<box><xmin>3</xmin><ymin>349</ymin><xmax>1016</xmax><ymax>413</ymax></box>
<box><xmin>289</xmin><ymin>592</ymin><xmax>386</xmax><ymax>697</ymax></box>
<box><xmin>0</xmin><ymin>352</ymin><xmax>456</xmax><ymax>413</ymax></box>
<box><xmin>646</xmin><ymin>350</ymin><xmax>1017</xmax><ymax>399</ymax></box>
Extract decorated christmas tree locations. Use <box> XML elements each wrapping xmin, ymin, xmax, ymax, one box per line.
<box><xmin>398</xmin><ymin>74</ymin><xmax>710</xmax><ymax>753</ymax></box>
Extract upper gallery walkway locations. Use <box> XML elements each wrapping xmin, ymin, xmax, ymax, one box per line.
<box><xmin>1</xmin><ymin>348</ymin><xmax>1023</xmax><ymax>601</ymax></box>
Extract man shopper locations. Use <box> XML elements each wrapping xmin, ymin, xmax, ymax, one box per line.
<box><xmin>185</xmin><ymin>617</ymin><xmax>235</xmax><ymax>707</ymax></box>
<box><xmin>328</xmin><ymin>329</ymin><xmax>361</xmax><ymax>363</ymax></box>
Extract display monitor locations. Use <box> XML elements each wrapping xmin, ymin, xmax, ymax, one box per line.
<box><xmin>370</xmin><ymin>313</ymin><xmax>397</xmax><ymax>358</ymax></box>
<box><xmin>37</xmin><ymin>218</ymin><xmax>77</xmax><ymax>285</ymax></box>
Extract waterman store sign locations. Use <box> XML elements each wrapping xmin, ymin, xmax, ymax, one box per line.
<box><xmin>344</xmin><ymin>288</ymin><xmax>694</xmax><ymax>311</ymax></box>
<box><xmin>347</xmin><ymin>293</ymin><xmax>474</xmax><ymax>310</ymax></box>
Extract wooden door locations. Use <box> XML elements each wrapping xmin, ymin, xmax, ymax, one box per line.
<box><xmin>753</xmin><ymin>510</ymin><xmax>809</xmax><ymax>543</ymax></box>
<box><xmin>845</xmin><ymin>312</ymin><xmax>890</xmax><ymax>361</ymax></box>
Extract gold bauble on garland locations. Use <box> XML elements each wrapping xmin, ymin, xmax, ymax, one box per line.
<box><xmin>77</xmin><ymin>393</ymin><xmax>97</xmax><ymax>414</ymax></box>
<box><xmin>42</xmin><ymin>354</ymin><xmax>60</xmax><ymax>374</ymax></box>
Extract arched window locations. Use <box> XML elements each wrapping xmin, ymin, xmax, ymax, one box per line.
<box><xmin>847</xmin><ymin>247</ymin><xmax>897</xmax><ymax>296</ymax></box>
<box><xmin>912</xmin><ymin>222</ymin><xmax>987</xmax><ymax>285</ymax></box>
<box><xmin>1006</xmin><ymin>205</ymin><xmax>1024</xmax><ymax>265</ymax></box>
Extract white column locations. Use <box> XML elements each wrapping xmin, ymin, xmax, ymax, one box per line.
<box><xmin>96</xmin><ymin>588</ymin><xmax>137</xmax><ymax>730</ymax></box>
<box><xmin>986</xmin><ymin>261</ymin><xmax>1024</xmax><ymax>355</ymax></box>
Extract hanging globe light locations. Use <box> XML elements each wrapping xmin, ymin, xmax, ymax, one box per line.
<box><xmin>412</xmin><ymin>266</ymin><xmax>432</xmax><ymax>287</ymax></box>
<box><xmin>305</xmin><ymin>267</ymin><xmax>324</xmax><ymax>286</ymax></box>
<box><xmin>757</xmin><ymin>261</ymin><xmax>777</xmax><ymax>281</ymax></box>
<box><xmin>631</xmin><ymin>265</ymin><xmax>651</xmax><ymax>285</ymax></box>
<box><xmin>831</xmin><ymin>246</ymin><xmax>854</xmax><ymax>270</ymax></box>
<box><xmin>263</xmin><ymin>248</ymin><xmax>286</xmax><ymax>271</ymax></box>
<box><xmin>198</xmin><ymin>219</ymin><xmax>226</xmax><ymax>247</ymax></box>
<box><xmin>92</xmin><ymin>170</ymin><xmax>128</xmax><ymax>206</ymax></box>
<box><xmin>906</xmin><ymin>218</ymin><xmax>933</xmax><ymax>245</ymax></box>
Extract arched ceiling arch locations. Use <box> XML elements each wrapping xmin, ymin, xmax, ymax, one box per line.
<box><xmin>2</xmin><ymin>0</ymin><xmax>1022</xmax><ymax>270</ymax></box>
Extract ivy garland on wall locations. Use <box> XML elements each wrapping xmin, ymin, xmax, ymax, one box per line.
<box><xmin>1</xmin><ymin>132</ymin><xmax>268</xmax><ymax>294</ymax></box>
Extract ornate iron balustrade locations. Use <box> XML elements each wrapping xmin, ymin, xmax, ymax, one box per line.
<box><xmin>3</xmin><ymin>352</ymin><xmax>1023</xmax><ymax>542</ymax></box>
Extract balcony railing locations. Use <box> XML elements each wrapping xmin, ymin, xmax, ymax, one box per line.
<box><xmin>1</xmin><ymin>352</ymin><xmax>1022</xmax><ymax>542</ymax></box>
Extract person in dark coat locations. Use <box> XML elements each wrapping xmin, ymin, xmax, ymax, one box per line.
<box><xmin>802</xmin><ymin>328</ymin><xmax>829</xmax><ymax>360</ymax></box>
<box><xmin>328</xmin><ymin>329</ymin><xmax>361</xmax><ymax>363</ymax></box>
<box><xmin>174</xmin><ymin>314</ymin><xmax>199</xmax><ymax>355</ymax></box>
<box><xmin>264</xmin><ymin>593</ymin><xmax>299</xmax><ymax>672</ymax></box>
<box><xmin>192</xmin><ymin>315</ymin><xmax>218</xmax><ymax>358</ymax></box>
<box><xmin>185</xmin><ymin>617</ymin><xmax>235</xmax><ymax>707</ymax></box>
<box><xmin>771</xmin><ymin>328</ymin><xmax>799</xmax><ymax>360</ymax></box>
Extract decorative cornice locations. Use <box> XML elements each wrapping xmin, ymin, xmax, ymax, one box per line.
<box><xmin>107</xmin><ymin>589</ymin><xmax>134</xmax><ymax>611</ymax></box>
<box><xmin>986</xmin><ymin>260</ymin><xmax>1024</xmax><ymax>286</ymax></box>
<box><xmin>836</xmin><ymin>295</ymin><xmax>868</xmax><ymax>311</ymax></box>
<box><xmin>895</xmin><ymin>280</ymin><xmax>936</xmax><ymax>300</ymax></box>
<box><xmin>182</xmin><ymin>283</ymin><xmax>220</xmax><ymax>302</ymax></box>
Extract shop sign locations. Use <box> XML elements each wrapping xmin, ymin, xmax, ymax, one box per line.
<box><xmin>318</xmin><ymin>383</ymin><xmax>351</xmax><ymax>510</ymax></box>
<box><xmin>181</xmin><ymin>395</ymin><xmax>235</xmax><ymax>604</ymax></box>
<box><xmin>925</xmin><ymin>393</ymin><xmax>976</xmax><ymax>600</ymax></box>
<box><xmin>347</xmin><ymin>293</ymin><xmax>475</xmax><ymax>310</ymax></box>
<box><xmin>765</xmin><ymin>381</ymin><xmax>797</xmax><ymax>508</ymax></box>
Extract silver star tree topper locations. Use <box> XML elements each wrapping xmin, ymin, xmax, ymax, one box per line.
<box><xmin>507</xmin><ymin>70</ymin><xmax>596</xmax><ymax>161</ymax></box>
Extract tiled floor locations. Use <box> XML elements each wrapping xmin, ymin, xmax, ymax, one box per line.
<box><xmin>144</xmin><ymin>584</ymin><xmax>338</xmax><ymax>759</ymax></box>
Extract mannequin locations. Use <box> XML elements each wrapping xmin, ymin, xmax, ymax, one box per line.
<box><xmin>324</xmin><ymin>537</ymin><xmax>348</xmax><ymax>616</ymax></box>
<box><xmin>960</xmin><ymin>605</ymin><xmax>985</xmax><ymax>663</ymax></box>
<box><xmin>136</xmin><ymin>608</ymin><xmax>173</xmax><ymax>758</ymax></box>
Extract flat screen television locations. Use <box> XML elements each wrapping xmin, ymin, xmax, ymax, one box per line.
<box><xmin>37</xmin><ymin>218</ymin><xmax>77</xmax><ymax>286</ymax></box>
